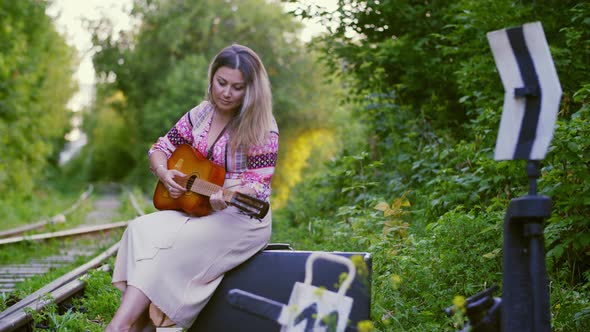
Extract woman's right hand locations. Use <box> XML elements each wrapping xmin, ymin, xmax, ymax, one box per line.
<box><xmin>157</xmin><ymin>167</ymin><xmax>186</xmax><ymax>199</ymax></box>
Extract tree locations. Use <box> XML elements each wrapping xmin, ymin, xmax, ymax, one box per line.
<box><xmin>296</xmin><ymin>0</ymin><xmax>587</xmax><ymax>133</ymax></box>
<box><xmin>278</xmin><ymin>1</ymin><xmax>590</xmax><ymax>330</ymax></box>
<box><xmin>0</xmin><ymin>0</ymin><xmax>77</xmax><ymax>197</ymax></box>
<box><xmin>88</xmin><ymin>0</ymin><xmax>341</xmax><ymax>187</ymax></box>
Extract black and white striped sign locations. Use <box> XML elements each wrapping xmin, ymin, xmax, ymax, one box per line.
<box><xmin>487</xmin><ymin>22</ymin><xmax>562</xmax><ymax>160</ymax></box>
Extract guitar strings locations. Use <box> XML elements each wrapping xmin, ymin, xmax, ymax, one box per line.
<box><xmin>173</xmin><ymin>177</ymin><xmax>234</xmax><ymax>202</ymax></box>
<box><xmin>166</xmin><ymin>177</ymin><xmax>267</xmax><ymax>217</ymax></box>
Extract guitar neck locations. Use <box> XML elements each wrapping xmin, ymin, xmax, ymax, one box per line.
<box><xmin>182</xmin><ymin>174</ymin><xmax>268</xmax><ymax>219</ymax></box>
<box><xmin>188</xmin><ymin>178</ymin><xmax>234</xmax><ymax>202</ymax></box>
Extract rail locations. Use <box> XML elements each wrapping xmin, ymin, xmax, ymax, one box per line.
<box><xmin>0</xmin><ymin>184</ymin><xmax>147</xmax><ymax>331</ymax></box>
<box><xmin>0</xmin><ymin>185</ymin><xmax>94</xmax><ymax>239</ymax></box>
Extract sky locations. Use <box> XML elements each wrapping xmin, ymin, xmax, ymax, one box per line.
<box><xmin>47</xmin><ymin>0</ymin><xmax>136</xmax><ymax>86</ymax></box>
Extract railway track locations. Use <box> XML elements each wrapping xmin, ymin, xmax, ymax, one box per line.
<box><xmin>0</xmin><ymin>184</ymin><xmax>147</xmax><ymax>331</ymax></box>
<box><xmin>0</xmin><ymin>185</ymin><xmax>94</xmax><ymax>240</ymax></box>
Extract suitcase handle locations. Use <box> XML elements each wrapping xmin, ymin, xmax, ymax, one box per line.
<box><xmin>264</xmin><ymin>243</ymin><xmax>293</xmax><ymax>251</ymax></box>
<box><xmin>304</xmin><ymin>252</ymin><xmax>356</xmax><ymax>296</ymax></box>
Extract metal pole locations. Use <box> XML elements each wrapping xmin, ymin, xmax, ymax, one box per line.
<box><xmin>501</xmin><ymin>160</ymin><xmax>551</xmax><ymax>332</ymax></box>
<box><xmin>525</xmin><ymin>161</ymin><xmax>550</xmax><ymax>332</ymax></box>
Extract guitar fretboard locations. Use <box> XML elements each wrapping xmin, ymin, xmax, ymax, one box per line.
<box><xmin>187</xmin><ymin>177</ymin><xmax>235</xmax><ymax>202</ymax></box>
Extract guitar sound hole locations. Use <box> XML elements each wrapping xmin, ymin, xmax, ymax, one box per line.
<box><xmin>186</xmin><ymin>175</ymin><xmax>197</xmax><ymax>191</ymax></box>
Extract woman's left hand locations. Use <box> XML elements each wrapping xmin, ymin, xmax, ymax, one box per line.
<box><xmin>210</xmin><ymin>190</ymin><xmax>228</xmax><ymax>211</ymax></box>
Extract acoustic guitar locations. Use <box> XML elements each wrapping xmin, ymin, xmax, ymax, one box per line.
<box><xmin>153</xmin><ymin>144</ymin><xmax>269</xmax><ymax>219</ymax></box>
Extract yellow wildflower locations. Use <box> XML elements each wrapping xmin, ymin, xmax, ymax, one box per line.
<box><xmin>453</xmin><ymin>295</ymin><xmax>466</xmax><ymax>313</ymax></box>
<box><xmin>357</xmin><ymin>320</ymin><xmax>375</xmax><ymax>332</ymax></box>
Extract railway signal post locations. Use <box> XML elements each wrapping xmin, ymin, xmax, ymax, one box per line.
<box><xmin>487</xmin><ymin>21</ymin><xmax>562</xmax><ymax>332</ymax></box>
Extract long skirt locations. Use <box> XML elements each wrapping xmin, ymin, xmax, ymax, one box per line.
<box><xmin>111</xmin><ymin>206</ymin><xmax>272</xmax><ymax>328</ymax></box>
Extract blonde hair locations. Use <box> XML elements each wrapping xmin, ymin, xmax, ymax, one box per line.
<box><xmin>206</xmin><ymin>44</ymin><xmax>273</xmax><ymax>152</ymax></box>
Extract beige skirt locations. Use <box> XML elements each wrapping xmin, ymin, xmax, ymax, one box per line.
<box><xmin>111</xmin><ymin>206</ymin><xmax>272</xmax><ymax>328</ymax></box>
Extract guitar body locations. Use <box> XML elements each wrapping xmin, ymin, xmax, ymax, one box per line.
<box><xmin>153</xmin><ymin>144</ymin><xmax>226</xmax><ymax>216</ymax></box>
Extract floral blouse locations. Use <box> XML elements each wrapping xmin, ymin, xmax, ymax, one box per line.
<box><xmin>149</xmin><ymin>101</ymin><xmax>279</xmax><ymax>201</ymax></box>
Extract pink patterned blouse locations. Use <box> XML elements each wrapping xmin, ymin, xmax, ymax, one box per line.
<box><xmin>149</xmin><ymin>101</ymin><xmax>279</xmax><ymax>201</ymax></box>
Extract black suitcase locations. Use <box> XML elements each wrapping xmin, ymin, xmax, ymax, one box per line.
<box><xmin>189</xmin><ymin>245</ymin><xmax>372</xmax><ymax>331</ymax></box>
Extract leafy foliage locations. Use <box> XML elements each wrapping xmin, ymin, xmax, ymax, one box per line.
<box><xmin>15</xmin><ymin>268</ymin><xmax>118</xmax><ymax>332</ymax></box>
<box><xmin>73</xmin><ymin>268</ymin><xmax>121</xmax><ymax>327</ymax></box>
<box><xmin>0</xmin><ymin>0</ymin><xmax>77</xmax><ymax>198</ymax></box>
<box><xmin>276</xmin><ymin>0</ymin><xmax>590</xmax><ymax>330</ymax></box>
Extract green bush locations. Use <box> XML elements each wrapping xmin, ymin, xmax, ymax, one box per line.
<box><xmin>0</xmin><ymin>0</ymin><xmax>77</xmax><ymax>197</ymax></box>
<box><xmin>276</xmin><ymin>1</ymin><xmax>590</xmax><ymax>330</ymax></box>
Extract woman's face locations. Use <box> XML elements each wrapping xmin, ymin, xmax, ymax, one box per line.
<box><xmin>211</xmin><ymin>66</ymin><xmax>246</xmax><ymax>114</ymax></box>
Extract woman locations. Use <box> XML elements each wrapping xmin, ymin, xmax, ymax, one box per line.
<box><xmin>106</xmin><ymin>44</ymin><xmax>279</xmax><ymax>331</ymax></box>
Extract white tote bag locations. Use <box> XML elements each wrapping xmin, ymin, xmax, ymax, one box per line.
<box><xmin>278</xmin><ymin>252</ymin><xmax>356</xmax><ymax>332</ymax></box>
